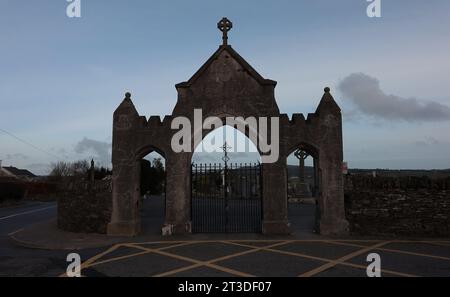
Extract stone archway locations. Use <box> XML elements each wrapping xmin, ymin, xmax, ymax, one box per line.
<box><xmin>107</xmin><ymin>18</ymin><xmax>348</xmax><ymax>236</ymax></box>
<box><xmin>190</xmin><ymin>125</ymin><xmax>263</xmax><ymax>233</ymax></box>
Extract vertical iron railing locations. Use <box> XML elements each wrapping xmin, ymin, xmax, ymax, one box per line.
<box><xmin>191</xmin><ymin>162</ymin><xmax>262</xmax><ymax>233</ymax></box>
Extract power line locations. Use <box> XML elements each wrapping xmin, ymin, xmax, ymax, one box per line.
<box><xmin>0</xmin><ymin>128</ymin><xmax>62</xmax><ymax>160</ymax></box>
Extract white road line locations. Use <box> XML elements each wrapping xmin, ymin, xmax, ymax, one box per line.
<box><xmin>0</xmin><ymin>205</ymin><xmax>56</xmax><ymax>221</ymax></box>
<box><xmin>8</xmin><ymin>228</ymin><xmax>24</xmax><ymax>236</ymax></box>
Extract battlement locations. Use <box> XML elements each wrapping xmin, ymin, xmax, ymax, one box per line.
<box><xmin>279</xmin><ymin>112</ymin><xmax>320</xmax><ymax>128</ymax></box>
<box><xmin>137</xmin><ymin>115</ymin><xmax>174</xmax><ymax>129</ymax></box>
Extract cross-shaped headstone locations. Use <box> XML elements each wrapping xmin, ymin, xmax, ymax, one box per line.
<box><xmin>294</xmin><ymin>149</ymin><xmax>309</xmax><ymax>184</ymax></box>
<box><xmin>217</xmin><ymin>17</ymin><xmax>233</xmax><ymax>45</ymax></box>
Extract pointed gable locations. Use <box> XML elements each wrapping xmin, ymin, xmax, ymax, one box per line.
<box><xmin>176</xmin><ymin>45</ymin><xmax>276</xmax><ymax>89</ymax></box>
<box><xmin>171</xmin><ymin>19</ymin><xmax>280</xmax><ymax>118</ymax></box>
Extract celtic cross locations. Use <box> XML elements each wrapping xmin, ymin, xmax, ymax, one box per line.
<box><xmin>294</xmin><ymin>149</ymin><xmax>309</xmax><ymax>184</ymax></box>
<box><xmin>217</xmin><ymin>17</ymin><xmax>233</xmax><ymax>45</ymax></box>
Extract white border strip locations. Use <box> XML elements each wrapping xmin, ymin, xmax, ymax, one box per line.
<box><xmin>0</xmin><ymin>205</ymin><xmax>56</xmax><ymax>221</ymax></box>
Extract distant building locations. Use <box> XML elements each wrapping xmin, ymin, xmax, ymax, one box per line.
<box><xmin>0</xmin><ymin>161</ymin><xmax>36</xmax><ymax>181</ymax></box>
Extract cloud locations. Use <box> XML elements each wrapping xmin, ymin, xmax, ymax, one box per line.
<box><xmin>25</xmin><ymin>163</ymin><xmax>51</xmax><ymax>176</ymax></box>
<box><xmin>414</xmin><ymin>140</ymin><xmax>428</xmax><ymax>147</ymax></box>
<box><xmin>5</xmin><ymin>153</ymin><xmax>28</xmax><ymax>160</ymax></box>
<box><xmin>56</xmin><ymin>148</ymin><xmax>67</xmax><ymax>154</ymax></box>
<box><xmin>338</xmin><ymin>73</ymin><xmax>450</xmax><ymax>122</ymax></box>
<box><xmin>74</xmin><ymin>137</ymin><xmax>111</xmax><ymax>165</ymax></box>
<box><xmin>49</xmin><ymin>147</ymin><xmax>69</xmax><ymax>159</ymax></box>
<box><xmin>413</xmin><ymin>137</ymin><xmax>440</xmax><ymax>147</ymax></box>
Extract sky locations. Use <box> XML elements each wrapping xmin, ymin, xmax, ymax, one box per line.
<box><xmin>1</xmin><ymin>0</ymin><xmax>450</xmax><ymax>174</ymax></box>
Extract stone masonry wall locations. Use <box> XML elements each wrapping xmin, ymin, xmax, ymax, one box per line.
<box><xmin>344</xmin><ymin>175</ymin><xmax>450</xmax><ymax>237</ymax></box>
<box><xmin>57</xmin><ymin>178</ymin><xmax>112</xmax><ymax>234</ymax></box>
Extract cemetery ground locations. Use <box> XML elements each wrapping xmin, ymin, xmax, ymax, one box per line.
<box><xmin>1</xmin><ymin>197</ymin><xmax>449</xmax><ymax>277</ymax></box>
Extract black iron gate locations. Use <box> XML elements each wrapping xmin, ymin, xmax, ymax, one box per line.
<box><xmin>191</xmin><ymin>162</ymin><xmax>262</xmax><ymax>233</ymax></box>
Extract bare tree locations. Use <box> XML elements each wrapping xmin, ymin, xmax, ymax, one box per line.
<box><xmin>49</xmin><ymin>161</ymin><xmax>70</xmax><ymax>177</ymax></box>
<box><xmin>49</xmin><ymin>160</ymin><xmax>90</xmax><ymax>178</ymax></box>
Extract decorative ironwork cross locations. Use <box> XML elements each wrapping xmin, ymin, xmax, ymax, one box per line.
<box><xmin>221</xmin><ymin>142</ymin><xmax>232</xmax><ymax>165</ymax></box>
<box><xmin>217</xmin><ymin>17</ymin><xmax>233</xmax><ymax>45</ymax></box>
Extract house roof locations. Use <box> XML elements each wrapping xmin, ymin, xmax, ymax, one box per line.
<box><xmin>2</xmin><ymin>166</ymin><xmax>36</xmax><ymax>178</ymax></box>
<box><xmin>175</xmin><ymin>45</ymin><xmax>277</xmax><ymax>88</ymax></box>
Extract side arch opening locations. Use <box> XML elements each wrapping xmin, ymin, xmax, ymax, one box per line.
<box><xmin>286</xmin><ymin>143</ymin><xmax>321</xmax><ymax>234</ymax></box>
<box><xmin>137</xmin><ymin>147</ymin><xmax>166</xmax><ymax>235</ymax></box>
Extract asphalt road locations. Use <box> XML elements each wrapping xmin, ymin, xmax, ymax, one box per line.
<box><xmin>0</xmin><ymin>201</ymin><xmax>103</xmax><ymax>277</ymax></box>
<box><xmin>1</xmin><ymin>198</ymin><xmax>449</xmax><ymax>277</ymax></box>
<box><xmin>0</xmin><ymin>201</ymin><xmax>56</xmax><ymax>236</ymax></box>
<box><xmin>0</xmin><ymin>197</ymin><xmax>318</xmax><ymax>277</ymax></box>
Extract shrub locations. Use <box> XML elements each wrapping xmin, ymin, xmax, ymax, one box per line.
<box><xmin>24</xmin><ymin>181</ymin><xmax>59</xmax><ymax>201</ymax></box>
<box><xmin>0</xmin><ymin>177</ymin><xmax>27</xmax><ymax>202</ymax></box>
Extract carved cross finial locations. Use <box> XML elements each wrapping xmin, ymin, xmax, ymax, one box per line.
<box><xmin>217</xmin><ymin>17</ymin><xmax>233</xmax><ymax>45</ymax></box>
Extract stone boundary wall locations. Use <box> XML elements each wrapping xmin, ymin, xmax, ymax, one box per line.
<box><xmin>57</xmin><ymin>179</ymin><xmax>112</xmax><ymax>234</ymax></box>
<box><xmin>344</xmin><ymin>175</ymin><xmax>450</xmax><ymax>237</ymax></box>
<box><xmin>57</xmin><ymin>174</ymin><xmax>450</xmax><ymax>237</ymax></box>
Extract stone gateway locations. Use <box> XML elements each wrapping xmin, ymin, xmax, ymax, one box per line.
<box><xmin>107</xmin><ymin>18</ymin><xmax>349</xmax><ymax>236</ymax></box>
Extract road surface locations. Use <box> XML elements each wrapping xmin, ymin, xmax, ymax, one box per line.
<box><xmin>0</xmin><ymin>201</ymin><xmax>102</xmax><ymax>276</ymax></box>
<box><xmin>1</xmin><ymin>199</ymin><xmax>449</xmax><ymax>277</ymax></box>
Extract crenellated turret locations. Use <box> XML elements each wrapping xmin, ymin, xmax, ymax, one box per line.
<box><xmin>114</xmin><ymin>92</ymin><xmax>139</xmax><ymax>117</ymax></box>
<box><xmin>113</xmin><ymin>92</ymin><xmax>140</xmax><ymax>131</ymax></box>
<box><xmin>315</xmin><ymin>87</ymin><xmax>341</xmax><ymax>117</ymax></box>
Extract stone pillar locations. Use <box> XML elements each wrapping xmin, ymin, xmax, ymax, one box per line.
<box><xmin>107</xmin><ymin>93</ymin><xmax>142</xmax><ymax>236</ymax></box>
<box><xmin>261</xmin><ymin>158</ymin><xmax>290</xmax><ymax>234</ymax></box>
<box><xmin>318</xmin><ymin>155</ymin><xmax>348</xmax><ymax>235</ymax></box>
<box><xmin>107</xmin><ymin>160</ymin><xmax>141</xmax><ymax>236</ymax></box>
<box><xmin>314</xmin><ymin>88</ymin><xmax>349</xmax><ymax>236</ymax></box>
<box><xmin>162</xmin><ymin>152</ymin><xmax>192</xmax><ymax>235</ymax></box>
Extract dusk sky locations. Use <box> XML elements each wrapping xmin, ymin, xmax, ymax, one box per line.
<box><xmin>1</xmin><ymin>0</ymin><xmax>450</xmax><ymax>174</ymax></box>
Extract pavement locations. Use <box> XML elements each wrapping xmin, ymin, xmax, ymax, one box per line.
<box><xmin>1</xmin><ymin>197</ymin><xmax>450</xmax><ymax>277</ymax></box>
<box><xmin>0</xmin><ymin>201</ymin><xmax>106</xmax><ymax>276</ymax></box>
<box><xmin>75</xmin><ymin>239</ymin><xmax>450</xmax><ymax>277</ymax></box>
<box><xmin>10</xmin><ymin>219</ymin><xmax>126</xmax><ymax>250</ymax></box>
